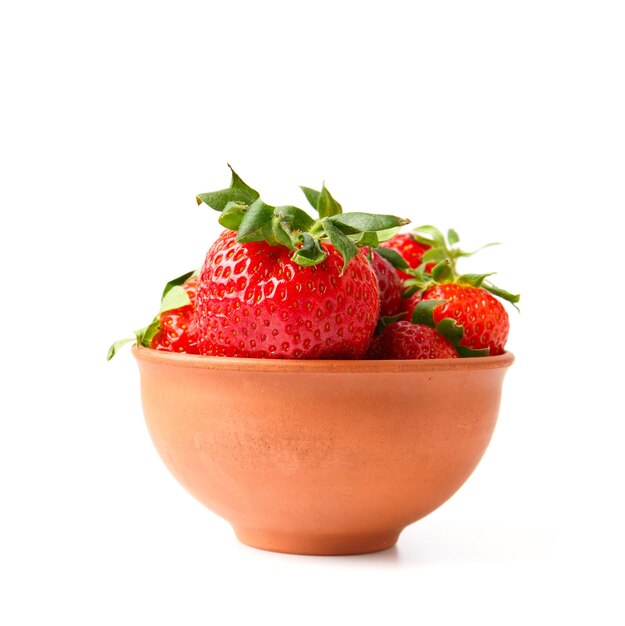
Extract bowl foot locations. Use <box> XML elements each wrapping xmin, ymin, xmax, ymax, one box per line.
<box><xmin>234</xmin><ymin>526</ymin><xmax>401</xmax><ymax>556</ymax></box>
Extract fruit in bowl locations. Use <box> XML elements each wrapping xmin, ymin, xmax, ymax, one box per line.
<box><xmin>109</xmin><ymin>167</ymin><xmax>519</xmax><ymax>555</ymax></box>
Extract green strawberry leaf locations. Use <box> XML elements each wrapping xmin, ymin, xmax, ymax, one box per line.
<box><xmin>411</xmin><ymin>299</ymin><xmax>446</xmax><ymax>327</ymax></box>
<box><xmin>135</xmin><ymin>318</ymin><xmax>160</xmax><ymax>348</ymax></box>
<box><xmin>274</xmin><ymin>205</ymin><xmax>316</xmax><ymax>232</ymax></box>
<box><xmin>219</xmin><ymin>201</ymin><xmax>249</xmax><ymax>230</ymax></box>
<box><xmin>375</xmin><ymin>246</ymin><xmax>409</xmax><ymax>270</ymax></box>
<box><xmin>435</xmin><ymin>317</ymin><xmax>464</xmax><ymax>345</ymax></box>
<box><xmin>161</xmin><ymin>269</ymin><xmax>196</xmax><ymax>299</ymax></box>
<box><xmin>329</xmin><ymin>212</ymin><xmax>409</xmax><ymax>235</ymax></box>
<box><xmin>268</xmin><ymin>216</ymin><xmax>294</xmax><ymax>249</ymax></box>
<box><xmin>379</xmin><ymin>312</ymin><xmax>406</xmax><ymax>328</ymax></box>
<box><xmin>448</xmin><ymin>228</ymin><xmax>460</xmax><ymax>245</ymax></box>
<box><xmin>405</xmin><ymin>262</ymin><xmax>431</xmax><ymax>282</ymax></box>
<box><xmin>160</xmin><ymin>285</ymin><xmax>191</xmax><ymax>313</ymax></box>
<box><xmin>403</xmin><ymin>284</ymin><xmax>420</xmax><ymax>298</ymax></box>
<box><xmin>483</xmin><ymin>282</ymin><xmax>521</xmax><ymax>306</ymax></box>
<box><xmin>434</xmin><ymin>318</ymin><xmax>490</xmax><ymax>358</ymax></box>
<box><xmin>236</xmin><ymin>200</ymin><xmax>316</xmax><ymax>248</ymax></box>
<box><xmin>322</xmin><ymin>218</ymin><xmax>358</xmax><ymax>273</ymax></box>
<box><xmin>432</xmin><ymin>259</ymin><xmax>454</xmax><ymax>282</ymax></box>
<box><xmin>352</xmin><ymin>231</ymin><xmax>380</xmax><ymax>248</ymax></box>
<box><xmin>458</xmin><ymin>272</ymin><xmax>495</xmax><ymax>288</ymax></box>
<box><xmin>413</xmin><ymin>225</ymin><xmax>445</xmax><ymax>247</ymax></box>
<box><xmin>292</xmin><ymin>233</ymin><xmax>328</xmax><ymax>266</ymax></box>
<box><xmin>196</xmin><ymin>164</ymin><xmax>259</xmax><ymax>212</ymax></box>
<box><xmin>375</xmin><ymin>226</ymin><xmax>403</xmax><ymax>242</ymax></box>
<box><xmin>300</xmin><ymin>186</ymin><xmax>321</xmax><ymax>211</ymax></box>
<box><xmin>422</xmin><ymin>247</ymin><xmax>448</xmax><ymax>264</ymax></box>
<box><xmin>455</xmin><ymin>242</ymin><xmax>501</xmax><ymax>258</ymax></box>
<box><xmin>412</xmin><ymin>234</ymin><xmax>437</xmax><ymax>247</ymax></box>
<box><xmin>403</xmin><ymin>269</ymin><xmax>433</xmax><ymax>294</ymax></box>
<box><xmin>317</xmin><ymin>183</ymin><xmax>343</xmax><ymax>218</ymax></box>
<box><xmin>457</xmin><ymin>345</ymin><xmax>490</xmax><ymax>358</ymax></box>
<box><xmin>236</xmin><ymin>199</ymin><xmax>275</xmax><ymax>243</ymax></box>
<box><xmin>107</xmin><ymin>337</ymin><xmax>134</xmax><ymax>361</ymax></box>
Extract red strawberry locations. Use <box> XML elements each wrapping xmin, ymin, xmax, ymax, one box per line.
<box><xmin>380</xmin><ymin>233</ymin><xmax>432</xmax><ymax>280</ymax></box>
<box><xmin>420</xmin><ymin>283</ymin><xmax>509</xmax><ymax>356</ymax></box>
<box><xmin>194</xmin><ymin>230</ymin><xmax>380</xmax><ymax>359</ymax></box>
<box><xmin>150</xmin><ymin>276</ymin><xmax>200</xmax><ymax>354</ymax></box>
<box><xmin>372</xmin><ymin>321</ymin><xmax>458</xmax><ymax>360</ymax></box>
<box><xmin>369</xmin><ymin>251</ymin><xmax>402</xmax><ymax>317</ymax></box>
<box><xmin>398</xmin><ymin>227</ymin><xmax>518</xmax><ymax>357</ymax></box>
<box><xmin>107</xmin><ymin>270</ymin><xmax>201</xmax><ymax>360</ymax></box>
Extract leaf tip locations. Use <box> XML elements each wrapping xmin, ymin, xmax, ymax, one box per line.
<box><xmin>107</xmin><ymin>337</ymin><xmax>135</xmax><ymax>361</ymax></box>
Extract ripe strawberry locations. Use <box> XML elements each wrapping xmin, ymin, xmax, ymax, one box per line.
<box><xmin>194</xmin><ymin>230</ymin><xmax>380</xmax><ymax>359</ymax></box>
<box><xmin>107</xmin><ymin>270</ymin><xmax>200</xmax><ymax>360</ymax></box>
<box><xmin>370</xmin><ymin>321</ymin><xmax>458</xmax><ymax>360</ymax></box>
<box><xmin>369</xmin><ymin>250</ymin><xmax>402</xmax><ymax>317</ymax></box>
<box><xmin>191</xmin><ymin>167</ymin><xmax>409</xmax><ymax>359</ymax></box>
<box><xmin>380</xmin><ymin>233</ymin><xmax>432</xmax><ymax>280</ymax></box>
<box><xmin>150</xmin><ymin>276</ymin><xmax>200</xmax><ymax>354</ymax></box>
<box><xmin>417</xmin><ymin>283</ymin><xmax>510</xmax><ymax>356</ymax></box>
<box><xmin>400</xmin><ymin>227</ymin><xmax>519</xmax><ymax>357</ymax></box>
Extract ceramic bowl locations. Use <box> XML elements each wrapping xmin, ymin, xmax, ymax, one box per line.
<box><xmin>133</xmin><ymin>346</ymin><xmax>513</xmax><ymax>555</ymax></box>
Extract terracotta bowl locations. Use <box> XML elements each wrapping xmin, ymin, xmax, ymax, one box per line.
<box><xmin>133</xmin><ymin>347</ymin><xmax>514</xmax><ymax>555</ymax></box>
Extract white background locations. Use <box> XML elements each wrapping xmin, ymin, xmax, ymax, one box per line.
<box><xmin>1</xmin><ymin>1</ymin><xmax>624</xmax><ymax>624</ymax></box>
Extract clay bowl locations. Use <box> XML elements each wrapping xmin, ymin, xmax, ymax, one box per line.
<box><xmin>133</xmin><ymin>346</ymin><xmax>513</xmax><ymax>556</ymax></box>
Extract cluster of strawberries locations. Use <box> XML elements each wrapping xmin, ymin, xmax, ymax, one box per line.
<box><xmin>109</xmin><ymin>168</ymin><xmax>518</xmax><ymax>361</ymax></box>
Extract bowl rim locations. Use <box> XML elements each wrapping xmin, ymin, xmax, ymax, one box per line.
<box><xmin>132</xmin><ymin>345</ymin><xmax>514</xmax><ymax>373</ymax></box>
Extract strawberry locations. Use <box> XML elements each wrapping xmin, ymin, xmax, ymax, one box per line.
<box><xmin>418</xmin><ymin>283</ymin><xmax>509</xmax><ymax>356</ymax></box>
<box><xmin>380</xmin><ymin>233</ymin><xmax>432</xmax><ymax>280</ymax></box>
<box><xmin>369</xmin><ymin>321</ymin><xmax>458</xmax><ymax>360</ymax></box>
<box><xmin>193</xmin><ymin>167</ymin><xmax>409</xmax><ymax>359</ymax></box>
<box><xmin>107</xmin><ymin>270</ymin><xmax>199</xmax><ymax>360</ymax></box>
<box><xmin>369</xmin><ymin>250</ymin><xmax>402</xmax><ymax>317</ymax></box>
<box><xmin>150</xmin><ymin>275</ymin><xmax>200</xmax><ymax>353</ymax></box>
<box><xmin>195</xmin><ymin>231</ymin><xmax>379</xmax><ymax>358</ymax></box>
<box><xmin>404</xmin><ymin>227</ymin><xmax>520</xmax><ymax>357</ymax></box>
<box><xmin>364</xmin><ymin>333</ymin><xmax>386</xmax><ymax>359</ymax></box>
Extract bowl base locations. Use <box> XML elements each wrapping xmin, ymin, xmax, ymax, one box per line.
<box><xmin>234</xmin><ymin>526</ymin><xmax>401</xmax><ymax>556</ymax></box>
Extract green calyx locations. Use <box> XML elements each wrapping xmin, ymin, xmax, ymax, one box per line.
<box><xmin>106</xmin><ymin>270</ymin><xmax>196</xmax><ymax>360</ymax></box>
<box><xmin>197</xmin><ymin>167</ymin><xmax>410</xmax><ymax>273</ymax></box>
<box><xmin>403</xmin><ymin>226</ymin><xmax>520</xmax><ymax>308</ymax></box>
<box><xmin>411</xmin><ymin>299</ymin><xmax>490</xmax><ymax>357</ymax></box>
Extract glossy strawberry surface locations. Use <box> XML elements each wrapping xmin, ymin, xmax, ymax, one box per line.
<box><xmin>150</xmin><ymin>276</ymin><xmax>200</xmax><ymax>353</ymax></box>
<box><xmin>369</xmin><ymin>251</ymin><xmax>402</xmax><ymax>317</ymax></box>
<box><xmin>422</xmin><ymin>283</ymin><xmax>509</xmax><ymax>355</ymax></box>
<box><xmin>194</xmin><ymin>230</ymin><xmax>380</xmax><ymax>359</ymax></box>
